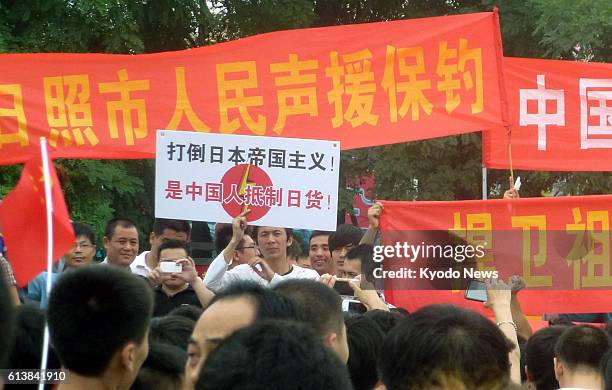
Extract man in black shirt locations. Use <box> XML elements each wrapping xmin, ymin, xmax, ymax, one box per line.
<box><xmin>152</xmin><ymin>240</ymin><xmax>204</xmax><ymax>317</ymax></box>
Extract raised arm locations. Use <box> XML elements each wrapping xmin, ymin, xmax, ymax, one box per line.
<box><xmin>485</xmin><ymin>278</ymin><xmax>521</xmax><ymax>385</ymax></box>
<box><xmin>204</xmin><ymin>210</ymin><xmax>249</xmax><ymax>292</ymax></box>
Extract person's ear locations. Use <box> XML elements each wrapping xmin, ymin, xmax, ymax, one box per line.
<box><xmin>286</xmin><ymin>235</ymin><xmax>293</xmax><ymax>248</ymax></box>
<box><xmin>553</xmin><ymin>357</ymin><xmax>563</xmax><ymax>381</ymax></box>
<box><xmin>103</xmin><ymin>236</ymin><xmax>110</xmax><ymax>251</ymax></box>
<box><xmin>148</xmin><ymin>232</ymin><xmax>156</xmax><ymax>246</ymax></box>
<box><xmin>323</xmin><ymin>332</ymin><xmax>338</xmax><ymax>350</ymax></box>
<box><xmin>119</xmin><ymin>342</ymin><xmax>138</xmax><ymax>372</ymax></box>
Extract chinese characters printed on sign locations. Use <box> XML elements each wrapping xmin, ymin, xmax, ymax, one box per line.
<box><xmin>519</xmin><ymin>75</ymin><xmax>612</xmax><ymax>150</ymax></box>
<box><xmin>0</xmin><ymin>39</ymin><xmax>485</xmax><ymax>148</ymax></box>
<box><xmin>165</xmin><ymin>142</ymin><xmax>331</xmax><ymax>171</ymax></box>
<box><xmin>164</xmin><ymin>180</ymin><xmax>328</xmax><ymax>210</ymax></box>
<box><xmin>448</xmin><ymin>211</ymin><xmax>612</xmax><ymax>289</ymax></box>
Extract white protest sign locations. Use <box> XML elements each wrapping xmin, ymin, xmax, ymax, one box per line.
<box><xmin>155</xmin><ymin>130</ymin><xmax>340</xmax><ymax>231</ymax></box>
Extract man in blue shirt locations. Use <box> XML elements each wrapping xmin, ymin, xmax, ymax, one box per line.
<box><xmin>27</xmin><ymin>222</ymin><xmax>96</xmax><ymax>308</ymax></box>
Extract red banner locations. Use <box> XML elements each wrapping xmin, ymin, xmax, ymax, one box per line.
<box><xmin>0</xmin><ymin>12</ymin><xmax>507</xmax><ymax>165</ymax></box>
<box><xmin>484</xmin><ymin>57</ymin><xmax>612</xmax><ymax>171</ymax></box>
<box><xmin>379</xmin><ymin>195</ymin><xmax>612</xmax><ymax>315</ymax></box>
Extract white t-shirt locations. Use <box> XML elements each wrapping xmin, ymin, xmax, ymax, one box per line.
<box><xmin>204</xmin><ymin>252</ymin><xmax>319</xmax><ymax>293</ymax></box>
<box><xmin>130</xmin><ymin>251</ymin><xmax>152</xmax><ymax>277</ymax></box>
<box><xmin>558</xmin><ymin>388</ymin><xmax>600</xmax><ymax>390</ymax></box>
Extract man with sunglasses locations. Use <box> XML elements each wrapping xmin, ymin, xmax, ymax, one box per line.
<box><xmin>213</xmin><ymin>222</ymin><xmax>257</xmax><ymax>271</ymax></box>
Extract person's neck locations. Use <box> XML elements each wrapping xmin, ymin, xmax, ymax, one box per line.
<box><xmin>266</xmin><ymin>256</ymin><xmax>290</xmax><ymax>275</ymax></box>
<box><xmin>560</xmin><ymin>370</ymin><xmax>602</xmax><ymax>389</ymax></box>
<box><xmin>108</xmin><ymin>259</ymin><xmax>130</xmax><ymax>269</ymax></box>
<box><xmin>144</xmin><ymin>251</ymin><xmax>157</xmax><ymax>270</ymax></box>
<box><xmin>58</xmin><ymin>370</ymin><xmax>123</xmax><ymax>390</ymax></box>
<box><xmin>162</xmin><ymin>283</ymin><xmax>189</xmax><ymax>296</ymax></box>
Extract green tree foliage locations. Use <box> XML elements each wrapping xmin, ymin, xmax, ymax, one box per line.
<box><xmin>0</xmin><ymin>0</ymin><xmax>610</xmax><ymax>235</ymax></box>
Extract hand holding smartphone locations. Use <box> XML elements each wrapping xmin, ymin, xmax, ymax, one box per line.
<box><xmin>159</xmin><ymin>261</ymin><xmax>183</xmax><ymax>273</ymax></box>
<box><xmin>333</xmin><ymin>278</ymin><xmax>355</xmax><ymax>296</ymax></box>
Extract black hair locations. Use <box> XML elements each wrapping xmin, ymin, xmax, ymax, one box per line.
<box><xmin>346</xmin><ymin>244</ymin><xmax>376</xmax><ymax>282</ymax></box>
<box><xmin>212</xmin><ymin>281</ymin><xmax>296</xmax><ymax>321</ymax></box>
<box><xmin>214</xmin><ymin>223</ymin><xmax>234</xmax><ymax>254</ymax></box>
<box><xmin>287</xmin><ymin>240</ymin><xmax>303</xmax><ymax>260</ymax></box>
<box><xmin>7</xmin><ymin>305</ymin><xmax>61</xmax><ymax>372</ymax></box>
<box><xmin>310</xmin><ymin>230</ymin><xmax>331</xmax><ymax>243</ymax></box>
<box><xmin>104</xmin><ymin>217</ymin><xmax>138</xmax><ymax>239</ymax></box>
<box><xmin>0</xmin><ymin>267</ymin><xmax>15</xmax><ymax>369</ymax></box>
<box><xmin>554</xmin><ymin>324</ymin><xmax>612</xmax><ymax>372</ymax></box>
<box><xmin>379</xmin><ymin>304</ymin><xmax>512</xmax><ymax>390</ymax></box>
<box><xmin>252</xmin><ymin>226</ymin><xmax>293</xmax><ymax>242</ymax></box>
<box><xmin>196</xmin><ymin>319</ymin><xmax>353</xmax><ymax>390</ymax></box>
<box><xmin>156</xmin><ymin>239</ymin><xmax>190</xmax><ymax>262</ymax></box>
<box><xmin>526</xmin><ymin>325</ymin><xmax>567</xmax><ymax>390</ymax></box>
<box><xmin>363</xmin><ymin>309</ymin><xmax>407</xmax><ymax>334</ymax></box>
<box><xmin>518</xmin><ymin>333</ymin><xmax>528</xmax><ymax>383</ymax></box>
<box><xmin>274</xmin><ymin>279</ymin><xmax>343</xmax><ymax>338</ymax></box>
<box><xmin>149</xmin><ymin>315</ymin><xmax>196</xmax><ymax>351</ymax></box>
<box><xmin>345</xmin><ymin>315</ymin><xmax>384</xmax><ymax>390</ymax></box>
<box><xmin>214</xmin><ymin>223</ymin><xmax>252</xmax><ymax>254</ymax></box>
<box><xmin>48</xmin><ymin>265</ymin><xmax>153</xmax><ymax>376</ymax></box>
<box><xmin>152</xmin><ymin>218</ymin><xmax>191</xmax><ymax>237</ymax></box>
<box><xmin>73</xmin><ymin>221</ymin><xmax>96</xmax><ymax>245</ymax></box>
<box><xmin>131</xmin><ymin>341</ymin><xmax>186</xmax><ymax>390</ymax></box>
<box><xmin>168</xmin><ymin>305</ymin><xmax>203</xmax><ymax>322</ymax></box>
<box><xmin>603</xmin><ymin>350</ymin><xmax>612</xmax><ymax>390</ymax></box>
<box><xmin>328</xmin><ymin>224</ymin><xmax>363</xmax><ymax>252</ymax></box>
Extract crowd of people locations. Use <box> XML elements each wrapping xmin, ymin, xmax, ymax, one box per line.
<box><xmin>1</xmin><ymin>200</ymin><xmax>611</xmax><ymax>390</ymax></box>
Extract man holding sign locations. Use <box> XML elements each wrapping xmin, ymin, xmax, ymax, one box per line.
<box><xmin>205</xmin><ymin>210</ymin><xmax>319</xmax><ymax>292</ymax></box>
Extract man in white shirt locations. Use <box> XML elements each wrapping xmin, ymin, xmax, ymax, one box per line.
<box><xmin>130</xmin><ymin>219</ymin><xmax>191</xmax><ymax>277</ymax></box>
<box><xmin>102</xmin><ymin>217</ymin><xmax>139</xmax><ymax>269</ymax></box>
<box><xmin>205</xmin><ymin>211</ymin><xmax>319</xmax><ymax>292</ymax></box>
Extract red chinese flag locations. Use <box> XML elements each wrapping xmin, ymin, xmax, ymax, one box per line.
<box><xmin>0</xmin><ymin>149</ymin><xmax>74</xmax><ymax>286</ymax></box>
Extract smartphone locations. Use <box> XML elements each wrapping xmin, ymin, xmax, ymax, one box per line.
<box><xmin>464</xmin><ymin>280</ymin><xmax>487</xmax><ymax>302</ymax></box>
<box><xmin>333</xmin><ymin>280</ymin><xmax>354</xmax><ymax>296</ymax></box>
<box><xmin>160</xmin><ymin>261</ymin><xmax>182</xmax><ymax>273</ymax></box>
<box><xmin>342</xmin><ymin>298</ymin><xmax>367</xmax><ymax>314</ymax></box>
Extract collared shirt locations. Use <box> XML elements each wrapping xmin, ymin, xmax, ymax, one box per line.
<box><xmin>0</xmin><ymin>254</ymin><xmax>16</xmax><ymax>287</ymax></box>
<box><xmin>27</xmin><ymin>271</ymin><xmax>60</xmax><ymax>308</ymax></box>
<box><xmin>204</xmin><ymin>251</ymin><xmax>319</xmax><ymax>293</ymax></box>
<box><xmin>153</xmin><ymin>285</ymin><xmax>202</xmax><ymax>317</ymax></box>
<box><xmin>130</xmin><ymin>251</ymin><xmax>152</xmax><ymax>277</ymax></box>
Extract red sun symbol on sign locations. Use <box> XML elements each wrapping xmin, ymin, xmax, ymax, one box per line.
<box><xmin>220</xmin><ymin>164</ymin><xmax>273</xmax><ymax>222</ymax></box>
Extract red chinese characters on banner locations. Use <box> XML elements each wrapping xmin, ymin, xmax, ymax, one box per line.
<box><xmin>0</xmin><ymin>11</ymin><xmax>506</xmax><ymax>165</ymax></box>
<box><xmin>379</xmin><ymin>195</ymin><xmax>612</xmax><ymax>315</ymax></box>
<box><xmin>162</xmin><ymin>179</ymin><xmax>325</xmax><ymax>210</ymax></box>
<box><xmin>483</xmin><ymin>57</ymin><xmax>612</xmax><ymax>171</ymax></box>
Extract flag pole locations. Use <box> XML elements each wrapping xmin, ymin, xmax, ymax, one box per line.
<box><xmin>39</xmin><ymin>137</ymin><xmax>54</xmax><ymax>390</ymax></box>
<box><xmin>482</xmin><ymin>166</ymin><xmax>488</xmax><ymax>200</ymax></box>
